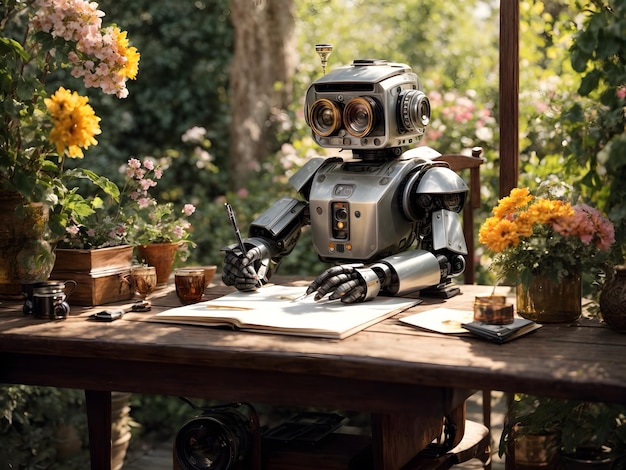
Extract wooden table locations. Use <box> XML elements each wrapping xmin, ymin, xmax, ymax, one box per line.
<box><xmin>1</xmin><ymin>279</ymin><xmax>625</xmax><ymax>470</ymax></box>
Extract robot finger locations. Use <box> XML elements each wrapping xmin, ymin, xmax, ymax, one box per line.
<box><xmin>309</xmin><ymin>265</ymin><xmax>354</xmax><ymax>291</ymax></box>
<box><xmin>222</xmin><ymin>261</ymin><xmax>257</xmax><ymax>287</ymax></box>
<box><xmin>233</xmin><ymin>276</ymin><xmax>259</xmax><ymax>291</ymax></box>
<box><xmin>221</xmin><ymin>264</ymin><xmax>238</xmax><ymax>286</ymax></box>
<box><xmin>240</xmin><ymin>246</ymin><xmax>262</xmax><ymax>267</ymax></box>
<box><xmin>224</xmin><ymin>250</ymin><xmax>244</xmax><ymax>266</ymax></box>
<box><xmin>340</xmin><ymin>285</ymin><xmax>367</xmax><ymax>304</ymax></box>
<box><xmin>328</xmin><ymin>278</ymin><xmax>361</xmax><ymax>300</ymax></box>
<box><xmin>314</xmin><ymin>271</ymin><xmax>359</xmax><ymax>301</ymax></box>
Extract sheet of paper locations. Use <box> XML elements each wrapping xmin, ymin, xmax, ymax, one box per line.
<box><xmin>400</xmin><ymin>307</ymin><xmax>474</xmax><ymax>334</ymax></box>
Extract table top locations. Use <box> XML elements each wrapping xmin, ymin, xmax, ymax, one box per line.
<box><xmin>1</xmin><ymin>278</ymin><xmax>625</xmax><ymax>408</ymax></box>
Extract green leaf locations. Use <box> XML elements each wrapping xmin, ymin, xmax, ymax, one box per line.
<box><xmin>0</xmin><ymin>36</ymin><xmax>29</xmax><ymax>61</ymax></box>
<box><xmin>576</xmin><ymin>29</ymin><xmax>597</xmax><ymax>55</ymax></box>
<box><xmin>596</xmin><ymin>37</ymin><xmax>620</xmax><ymax>59</ymax></box>
<box><xmin>65</xmin><ymin>168</ymin><xmax>121</xmax><ymax>199</ymax></box>
<box><xmin>570</xmin><ymin>48</ymin><xmax>589</xmax><ymax>73</ymax></box>
<box><xmin>578</xmin><ymin>69</ymin><xmax>601</xmax><ymax>96</ymax></box>
<box><xmin>91</xmin><ymin>196</ymin><xmax>105</xmax><ymax>210</ymax></box>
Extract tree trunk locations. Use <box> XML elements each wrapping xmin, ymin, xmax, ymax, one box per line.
<box><xmin>229</xmin><ymin>0</ymin><xmax>296</xmax><ymax>184</ymax></box>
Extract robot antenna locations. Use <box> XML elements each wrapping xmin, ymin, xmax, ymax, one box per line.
<box><xmin>315</xmin><ymin>44</ymin><xmax>333</xmax><ymax>75</ymax></box>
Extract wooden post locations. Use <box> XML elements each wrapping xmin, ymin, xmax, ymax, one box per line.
<box><xmin>499</xmin><ymin>0</ymin><xmax>519</xmax><ymax>197</ymax></box>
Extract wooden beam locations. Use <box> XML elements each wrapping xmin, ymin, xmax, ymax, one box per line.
<box><xmin>499</xmin><ymin>0</ymin><xmax>519</xmax><ymax>197</ymax></box>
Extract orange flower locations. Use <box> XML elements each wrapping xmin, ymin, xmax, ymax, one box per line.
<box><xmin>479</xmin><ymin>185</ymin><xmax>615</xmax><ymax>285</ymax></box>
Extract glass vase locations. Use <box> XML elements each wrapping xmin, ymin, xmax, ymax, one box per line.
<box><xmin>516</xmin><ymin>272</ymin><xmax>582</xmax><ymax>323</ymax></box>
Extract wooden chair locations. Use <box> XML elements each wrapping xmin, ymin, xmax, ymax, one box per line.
<box><xmin>435</xmin><ymin>149</ymin><xmax>492</xmax><ymax>469</ymax></box>
<box><xmin>402</xmin><ymin>402</ymin><xmax>492</xmax><ymax>470</ymax></box>
<box><xmin>433</xmin><ymin>147</ymin><xmax>485</xmax><ymax>286</ymax></box>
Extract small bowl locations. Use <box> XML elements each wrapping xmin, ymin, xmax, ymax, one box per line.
<box><xmin>186</xmin><ymin>265</ymin><xmax>217</xmax><ymax>288</ymax></box>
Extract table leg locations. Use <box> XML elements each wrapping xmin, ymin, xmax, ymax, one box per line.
<box><xmin>371</xmin><ymin>412</ymin><xmax>443</xmax><ymax>469</ymax></box>
<box><xmin>371</xmin><ymin>403</ymin><xmax>467</xmax><ymax>470</ymax></box>
<box><xmin>85</xmin><ymin>389</ymin><xmax>112</xmax><ymax>470</ymax></box>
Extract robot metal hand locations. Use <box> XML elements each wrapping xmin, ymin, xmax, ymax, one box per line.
<box><xmin>306</xmin><ymin>264</ymin><xmax>384</xmax><ymax>304</ymax></box>
<box><xmin>221</xmin><ymin>238</ymin><xmax>274</xmax><ymax>291</ymax></box>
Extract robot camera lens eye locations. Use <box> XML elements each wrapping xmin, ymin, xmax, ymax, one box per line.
<box><xmin>309</xmin><ymin>98</ymin><xmax>341</xmax><ymax>137</ymax></box>
<box><xmin>399</xmin><ymin>90</ymin><xmax>431</xmax><ymax>131</ymax></box>
<box><xmin>343</xmin><ymin>97</ymin><xmax>377</xmax><ymax>138</ymax></box>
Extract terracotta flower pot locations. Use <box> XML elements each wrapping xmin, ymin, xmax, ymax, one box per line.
<box><xmin>136</xmin><ymin>242</ymin><xmax>180</xmax><ymax>286</ymax></box>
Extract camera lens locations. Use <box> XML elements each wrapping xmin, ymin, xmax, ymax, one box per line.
<box><xmin>399</xmin><ymin>90</ymin><xmax>430</xmax><ymax>131</ymax></box>
<box><xmin>309</xmin><ymin>98</ymin><xmax>341</xmax><ymax>137</ymax></box>
<box><xmin>175</xmin><ymin>411</ymin><xmax>252</xmax><ymax>470</ymax></box>
<box><xmin>343</xmin><ymin>97</ymin><xmax>377</xmax><ymax>138</ymax></box>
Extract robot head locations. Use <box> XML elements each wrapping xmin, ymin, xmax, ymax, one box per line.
<box><xmin>305</xmin><ymin>59</ymin><xmax>430</xmax><ymax>154</ymax></box>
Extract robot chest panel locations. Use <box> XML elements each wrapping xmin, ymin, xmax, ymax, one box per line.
<box><xmin>308</xmin><ymin>159</ymin><xmax>416</xmax><ymax>261</ymax></box>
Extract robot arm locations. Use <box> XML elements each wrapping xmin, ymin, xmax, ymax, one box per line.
<box><xmin>306</xmin><ymin>211</ymin><xmax>467</xmax><ymax>303</ymax></box>
<box><xmin>222</xmin><ymin>196</ymin><xmax>307</xmax><ymax>291</ymax></box>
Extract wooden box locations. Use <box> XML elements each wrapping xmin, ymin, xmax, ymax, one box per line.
<box><xmin>51</xmin><ymin>246</ymin><xmax>135</xmax><ymax>306</ymax></box>
<box><xmin>50</xmin><ymin>267</ymin><xmax>134</xmax><ymax>306</ymax></box>
<box><xmin>53</xmin><ymin>246</ymin><xmax>134</xmax><ymax>273</ymax></box>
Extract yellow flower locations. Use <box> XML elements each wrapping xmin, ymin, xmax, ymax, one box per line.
<box><xmin>479</xmin><ymin>184</ymin><xmax>615</xmax><ymax>286</ymax></box>
<box><xmin>44</xmin><ymin>87</ymin><xmax>101</xmax><ymax>158</ymax></box>
<box><xmin>527</xmin><ymin>199</ymin><xmax>574</xmax><ymax>225</ymax></box>
<box><xmin>112</xmin><ymin>27</ymin><xmax>140</xmax><ymax>80</ymax></box>
<box><xmin>479</xmin><ymin>217</ymin><xmax>521</xmax><ymax>252</ymax></box>
<box><xmin>492</xmin><ymin>187</ymin><xmax>533</xmax><ymax>219</ymax></box>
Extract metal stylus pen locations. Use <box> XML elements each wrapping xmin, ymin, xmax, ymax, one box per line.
<box><xmin>225</xmin><ymin>202</ymin><xmax>247</xmax><ymax>255</ymax></box>
<box><xmin>225</xmin><ymin>202</ymin><xmax>260</xmax><ymax>287</ymax></box>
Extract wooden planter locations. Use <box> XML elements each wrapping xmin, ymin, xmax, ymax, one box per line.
<box><xmin>50</xmin><ymin>246</ymin><xmax>135</xmax><ymax>306</ymax></box>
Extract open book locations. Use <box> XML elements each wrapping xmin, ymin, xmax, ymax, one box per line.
<box><xmin>152</xmin><ymin>285</ymin><xmax>420</xmax><ymax>339</ymax></box>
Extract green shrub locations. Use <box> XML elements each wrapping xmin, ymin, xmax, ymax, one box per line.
<box><xmin>0</xmin><ymin>386</ymin><xmax>89</xmax><ymax>469</ymax></box>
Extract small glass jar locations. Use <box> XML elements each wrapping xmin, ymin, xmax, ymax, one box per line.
<box><xmin>474</xmin><ymin>294</ymin><xmax>514</xmax><ymax>324</ymax></box>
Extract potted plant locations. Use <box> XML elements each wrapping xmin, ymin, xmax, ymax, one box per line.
<box><xmin>121</xmin><ymin>157</ymin><xmax>197</xmax><ymax>285</ymax></box>
<box><xmin>500</xmin><ymin>394</ymin><xmax>626</xmax><ymax>469</ymax></box>
<box><xmin>0</xmin><ymin>0</ymin><xmax>139</xmax><ymax>296</ymax></box>
<box><xmin>479</xmin><ymin>179</ymin><xmax>615</xmax><ymax>323</ymax></box>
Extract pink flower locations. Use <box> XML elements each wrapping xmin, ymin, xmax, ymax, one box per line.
<box><xmin>552</xmin><ymin>204</ymin><xmax>615</xmax><ymax>250</ymax></box>
<box><xmin>139</xmin><ymin>179</ymin><xmax>154</xmax><ymax>191</ymax></box>
<box><xmin>172</xmin><ymin>225</ymin><xmax>184</xmax><ymax>238</ymax></box>
<box><xmin>183</xmin><ymin>204</ymin><xmax>196</xmax><ymax>216</ymax></box>
<box><xmin>137</xmin><ymin>197</ymin><xmax>151</xmax><ymax>209</ymax></box>
<box><xmin>617</xmin><ymin>87</ymin><xmax>626</xmax><ymax>100</ymax></box>
<box><xmin>128</xmin><ymin>158</ymin><xmax>141</xmax><ymax>169</ymax></box>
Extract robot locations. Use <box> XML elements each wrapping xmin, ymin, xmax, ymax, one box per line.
<box><xmin>223</xmin><ymin>47</ymin><xmax>469</xmax><ymax>303</ymax></box>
